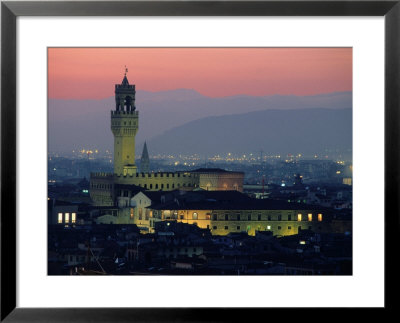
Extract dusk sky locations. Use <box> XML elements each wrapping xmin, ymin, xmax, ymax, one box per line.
<box><xmin>48</xmin><ymin>48</ymin><xmax>352</xmax><ymax>99</ymax></box>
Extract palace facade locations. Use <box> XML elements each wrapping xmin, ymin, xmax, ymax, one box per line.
<box><xmin>90</xmin><ymin>73</ymin><xmax>244</xmax><ymax>207</ymax></box>
<box><xmin>89</xmin><ymin>72</ymin><xmax>350</xmax><ymax>237</ymax></box>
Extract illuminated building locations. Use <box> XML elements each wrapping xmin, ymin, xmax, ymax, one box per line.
<box><xmin>192</xmin><ymin>168</ymin><xmax>244</xmax><ymax>192</ymax></box>
<box><xmin>343</xmin><ymin>178</ymin><xmax>352</xmax><ymax>185</ymax></box>
<box><xmin>90</xmin><ymin>72</ymin><xmax>243</xmax><ymax>206</ymax></box>
<box><xmin>115</xmin><ymin>190</ymin><xmax>351</xmax><ymax>236</ymax></box>
<box><xmin>111</xmin><ymin>72</ymin><xmax>139</xmax><ymax>176</ymax></box>
<box><xmin>87</xmin><ymin>72</ymin><xmax>346</xmax><ymax>238</ymax></box>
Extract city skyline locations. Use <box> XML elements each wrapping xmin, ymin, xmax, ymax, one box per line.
<box><xmin>48</xmin><ymin>49</ymin><xmax>353</xmax><ymax>276</ymax></box>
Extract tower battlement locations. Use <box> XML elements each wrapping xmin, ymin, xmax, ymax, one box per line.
<box><xmin>115</xmin><ymin>172</ymin><xmax>198</xmax><ymax>179</ymax></box>
<box><xmin>91</xmin><ymin>172</ymin><xmax>113</xmax><ymax>178</ymax></box>
<box><xmin>115</xmin><ymin>83</ymin><xmax>135</xmax><ymax>90</ymax></box>
<box><xmin>111</xmin><ymin>110</ymin><xmax>139</xmax><ymax>116</ymax></box>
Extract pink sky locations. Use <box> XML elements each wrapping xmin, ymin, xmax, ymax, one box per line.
<box><xmin>48</xmin><ymin>48</ymin><xmax>352</xmax><ymax>99</ymax></box>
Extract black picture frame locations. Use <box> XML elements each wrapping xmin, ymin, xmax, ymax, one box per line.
<box><xmin>1</xmin><ymin>0</ymin><xmax>399</xmax><ymax>321</ymax></box>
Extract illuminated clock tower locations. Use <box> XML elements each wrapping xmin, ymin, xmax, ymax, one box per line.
<box><xmin>111</xmin><ymin>68</ymin><xmax>139</xmax><ymax>176</ymax></box>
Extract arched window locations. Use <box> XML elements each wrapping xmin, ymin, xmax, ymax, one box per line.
<box><xmin>125</xmin><ymin>96</ymin><xmax>132</xmax><ymax>111</ymax></box>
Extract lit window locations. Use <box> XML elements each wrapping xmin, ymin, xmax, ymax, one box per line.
<box><xmin>297</xmin><ymin>214</ymin><xmax>302</xmax><ymax>221</ymax></box>
<box><xmin>308</xmin><ymin>213</ymin><xmax>312</xmax><ymax>222</ymax></box>
<box><xmin>58</xmin><ymin>213</ymin><xmax>62</xmax><ymax>224</ymax></box>
<box><xmin>267</xmin><ymin>225</ymin><xmax>271</xmax><ymax>230</ymax></box>
<box><xmin>318</xmin><ymin>214</ymin><xmax>323</xmax><ymax>221</ymax></box>
<box><xmin>65</xmin><ymin>213</ymin><xmax>70</xmax><ymax>223</ymax></box>
<box><xmin>130</xmin><ymin>208</ymin><xmax>134</xmax><ymax>219</ymax></box>
<box><xmin>72</xmin><ymin>213</ymin><xmax>76</xmax><ymax>223</ymax></box>
<box><xmin>193</xmin><ymin>212</ymin><xmax>198</xmax><ymax>220</ymax></box>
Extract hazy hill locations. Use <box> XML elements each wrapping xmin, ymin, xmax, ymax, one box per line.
<box><xmin>48</xmin><ymin>89</ymin><xmax>352</xmax><ymax>154</ymax></box>
<box><xmin>147</xmin><ymin>108</ymin><xmax>352</xmax><ymax>156</ymax></box>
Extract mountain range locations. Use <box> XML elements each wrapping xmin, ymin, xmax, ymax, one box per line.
<box><xmin>48</xmin><ymin>89</ymin><xmax>352</xmax><ymax>156</ymax></box>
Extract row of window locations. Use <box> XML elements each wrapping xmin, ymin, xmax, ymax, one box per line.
<box><xmin>58</xmin><ymin>212</ymin><xmax>76</xmax><ymax>224</ymax></box>
<box><xmin>111</xmin><ymin>121</ymin><xmax>137</xmax><ymax>126</ymax></box>
<box><xmin>111</xmin><ymin>109</ymin><xmax>137</xmax><ymax>115</ymax></box>
<box><xmin>133</xmin><ymin>173</ymin><xmax>193</xmax><ymax>178</ymax></box>
<box><xmin>211</xmin><ymin>213</ymin><xmax>323</xmax><ymax>222</ymax></box>
<box><xmin>158</xmin><ymin>211</ymin><xmax>324</xmax><ymax>222</ymax></box>
<box><xmin>211</xmin><ymin>225</ymin><xmax>321</xmax><ymax>231</ymax></box>
<box><xmin>138</xmin><ymin>182</ymin><xmax>194</xmax><ymax>190</ymax></box>
<box><xmin>91</xmin><ymin>183</ymin><xmax>112</xmax><ymax>190</ymax></box>
<box><xmin>120</xmin><ymin>129</ymin><xmax>135</xmax><ymax>136</ymax></box>
<box><xmin>92</xmin><ymin>181</ymin><xmax>198</xmax><ymax>193</ymax></box>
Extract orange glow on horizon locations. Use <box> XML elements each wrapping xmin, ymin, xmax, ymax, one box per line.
<box><xmin>48</xmin><ymin>48</ymin><xmax>352</xmax><ymax>99</ymax></box>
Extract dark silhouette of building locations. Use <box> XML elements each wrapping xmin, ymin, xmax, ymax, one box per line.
<box><xmin>140</xmin><ymin>142</ymin><xmax>150</xmax><ymax>173</ymax></box>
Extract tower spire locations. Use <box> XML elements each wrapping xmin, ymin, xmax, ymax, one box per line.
<box><xmin>140</xmin><ymin>142</ymin><xmax>150</xmax><ymax>173</ymax></box>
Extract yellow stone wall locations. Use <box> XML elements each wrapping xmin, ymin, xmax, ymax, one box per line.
<box><xmin>89</xmin><ymin>173</ymin><xmax>114</xmax><ymax>206</ymax></box>
<box><xmin>111</xmin><ymin>110</ymin><xmax>138</xmax><ymax>175</ymax></box>
<box><xmin>150</xmin><ymin>208</ymin><xmax>329</xmax><ymax>236</ymax></box>
<box><xmin>114</xmin><ymin>172</ymin><xmax>200</xmax><ymax>191</ymax></box>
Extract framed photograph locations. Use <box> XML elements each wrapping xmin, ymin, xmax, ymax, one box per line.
<box><xmin>1</xmin><ymin>0</ymin><xmax>398</xmax><ymax>321</ymax></box>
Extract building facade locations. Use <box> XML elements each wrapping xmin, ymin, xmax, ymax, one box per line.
<box><xmin>192</xmin><ymin>168</ymin><xmax>244</xmax><ymax>192</ymax></box>
<box><xmin>111</xmin><ymin>190</ymin><xmax>351</xmax><ymax>236</ymax></box>
<box><xmin>90</xmin><ymin>74</ymin><xmax>244</xmax><ymax>206</ymax></box>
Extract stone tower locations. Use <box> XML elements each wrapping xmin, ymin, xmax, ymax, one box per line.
<box><xmin>140</xmin><ymin>142</ymin><xmax>150</xmax><ymax>173</ymax></box>
<box><xmin>111</xmin><ymin>69</ymin><xmax>139</xmax><ymax>176</ymax></box>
